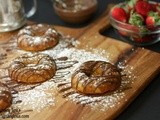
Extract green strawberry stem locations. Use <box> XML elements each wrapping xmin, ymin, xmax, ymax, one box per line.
<box><xmin>129</xmin><ymin>10</ymin><xmax>144</xmax><ymax>26</ymax></box>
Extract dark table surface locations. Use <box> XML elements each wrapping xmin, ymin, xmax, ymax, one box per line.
<box><xmin>24</xmin><ymin>0</ymin><xmax>160</xmax><ymax>120</ymax></box>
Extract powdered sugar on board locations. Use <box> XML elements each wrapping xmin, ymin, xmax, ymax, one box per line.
<box><xmin>13</xmin><ymin>82</ymin><xmax>56</xmax><ymax>112</ymax></box>
<box><xmin>49</xmin><ymin>48</ymin><xmax>135</xmax><ymax>111</ymax></box>
<box><xmin>0</xmin><ymin>25</ymin><xmax>136</xmax><ymax>113</ymax></box>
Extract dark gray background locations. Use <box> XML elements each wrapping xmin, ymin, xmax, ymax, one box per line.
<box><xmin>24</xmin><ymin>0</ymin><xmax>160</xmax><ymax>120</ymax></box>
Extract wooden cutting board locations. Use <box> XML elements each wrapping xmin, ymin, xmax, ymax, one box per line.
<box><xmin>0</xmin><ymin>5</ymin><xmax>160</xmax><ymax>120</ymax></box>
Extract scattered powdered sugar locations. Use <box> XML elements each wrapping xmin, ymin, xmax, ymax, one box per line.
<box><xmin>41</xmin><ymin>36</ymin><xmax>80</xmax><ymax>57</ymax></box>
<box><xmin>18</xmin><ymin>28</ymin><xmax>32</xmax><ymax>36</ymax></box>
<box><xmin>57</xmin><ymin>48</ymin><xmax>109</xmax><ymax>61</ymax></box>
<box><xmin>17</xmin><ymin>34</ymin><xmax>80</xmax><ymax>58</ymax></box>
<box><xmin>0</xmin><ymin>26</ymin><xmax>136</xmax><ymax>113</ymax></box>
<box><xmin>56</xmin><ymin>48</ymin><xmax>110</xmax><ymax>79</ymax></box>
<box><xmin>50</xmin><ymin>48</ymin><xmax>135</xmax><ymax>111</ymax></box>
<box><xmin>33</xmin><ymin>37</ymin><xmax>42</xmax><ymax>45</ymax></box>
<box><xmin>13</xmin><ymin>88</ymin><xmax>55</xmax><ymax>112</ymax></box>
<box><xmin>46</xmin><ymin>28</ymin><xmax>58</xmax><ymax>35</ymax></box>
<box><xmin>0</xmin><ymin>33</ymin><xmax>81</xmax><ymax>112</ymax></box>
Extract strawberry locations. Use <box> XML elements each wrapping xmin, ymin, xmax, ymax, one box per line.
<box><xmin>146</xmin><ymin>11</ymin><xmax>160</xmax><ymax>26</ymax></box>
<box><xmin>150</xmin><ymin>3</ymin><xmax>158</xmax><ymax>12</ymax></box>
<box><xmin>133</xmin><ymin>35</ymin><xmax>153</xmax><ymax>42</ymax></box>
<box><xmin>156</xmin><ymin>5</ymin><xmax>160</xmax><ymax>15</ymax></box>
<box><xmin>129</xmin><ymin>10</ymin><xmax>144</xmax><ymax>26</ymax></box>
<box><xmin>118</xmin><ymin>24</ymin><xmax>139</xmax><ymax>36</ymax></box>
<box><xmin>146</xmin><ymin>16</ymin><xmax>154</xmax><ymax>26</ymax></box>
<box><xmin>126</xmin><ymin>0</ymin><xmax>145</xmax><ymax>11</ymax></box>
<box><xmin>111</xmin><ymin>7</ymin><xmax>128</xmax><ymax>23</ymax></box>
<box><xmin>135</xmin><ymin>1</ymin><xmax>152</xmax><ymax>17</ymax></box>
<box><xmin>133</xmin><ymin>30</ymin><xmax>159</xmax><ymax>43</ymax></box>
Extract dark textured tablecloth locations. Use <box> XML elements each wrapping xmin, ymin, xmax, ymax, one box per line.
<box><xmin>24</xmin><ymin>0</ymin><xmax>160</xmax><ymax>120</ymax></box>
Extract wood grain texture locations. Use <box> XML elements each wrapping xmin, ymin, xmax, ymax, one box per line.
<box><xmin>0</xmin><ymin>5</ymin><xmax>160</xmax><ymax>120</ymax></box>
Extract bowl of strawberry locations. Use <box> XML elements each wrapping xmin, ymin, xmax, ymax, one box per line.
<box><xmin>110</xmin><ymin>0</ymin><xmax>160</xmax><ymax>46</ymax></box>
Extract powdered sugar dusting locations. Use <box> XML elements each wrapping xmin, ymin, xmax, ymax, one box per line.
<box><xmin>0</xmin><ymin>25</ymin><xmax>136</xmax><ymax>112</ymax></box>
<box><xmin>50</xmin><ymin>48</ymin><xmax>135</xmax><ymax>111</ymax></box>
<box><xmin>13</xmin><ymin>82</ymin><xmax>56</xmax><ymax>112</ymax></box>
<box><xmin>33</xmin><ymin>37</ymin><xmax>42</xmax><ymax>45</ymax></box>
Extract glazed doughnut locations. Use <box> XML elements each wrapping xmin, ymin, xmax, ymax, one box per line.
<box><xmin>8</xmin><ymin>53</ymin><xmax>57</xmax><ymax>84</ymax></box>
<box><xmin>0</xmin><ymin>82</ymin><xmax>12</xmax><ymax>112</ymax></box>
<box><xmin>17</xmin><ymin>24</ymin><xmax>60</xmax><ymax>51</ymax></box>
<box><xmin>71</xmin><ymin>61</ymin><xmax>122</xmax><ymax>95</ymax></box>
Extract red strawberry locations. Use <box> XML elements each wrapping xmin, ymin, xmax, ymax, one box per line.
<box><xmin>127</xmin><ymin>0</ymin><xmax>145</xmax><ymax>11</ymax></box>
<box><xmin>151</xmin><ymin>3</ymin><xmax>158</xmax><ymax>12</ymax></box>
<box><xmin>131</xmin><ymin>25</ymin><xmax>151</xmax><ymax>42</ymax></box>
<box><xmin>111</xmin><ymin>7</ymin><xmax>128</xmax><ymax>22</ymax></box>
<box><xmin>133</xmin><ymin>36</ymin><xmax>152</xmax><ymax>42</ymax></box>
<box><xmin>146</xmin><ymin>16</ymin><xmax>155</xmax><ymax>26</ymax></box>
<box><xmin>146</xmin><ymin>11</ymin><xmax>160</xmax><ymax>26</ymax></box>
<box><xmin>156</xmin><ymin>5</ymin><xmax>160</xmax><ymax>15</ymax></box>
<box><xmin>118</xmin><ymin>24</ymin><xmax>139</xmax><ymax>36</ymax></box>
<box><xmin>135</xmin><ymin>1</ymin><xmax>152</xmax><ymax>17</ymax></box>
<box><xmin>133</xmin><ymin>33</ymin><xmax>159</xmax><ymax>43</ymax></box>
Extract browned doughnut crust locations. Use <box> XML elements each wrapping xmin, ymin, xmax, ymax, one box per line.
<box><xmin>17</xmin><ymin>24</ymin><xmax>60</xmax><ymax>51</ymax></box>
<box><xmin>71</xmin><ymin>61</ymin><xmax>122</xmax><ymax>95</ymax></box>
<box><xmin>0</xmin><ymin>83</ymin><xmax>12</xmax><ymax>112</ymax></box>
<box><xmin>8</xmin><ymin>53</ymin><xmax>57</xmax><ymax>84</ymax></box>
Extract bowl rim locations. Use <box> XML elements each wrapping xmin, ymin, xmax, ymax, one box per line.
<box><xmin>109</xmin><ymin>1</ymin><xmax>160</xmax><ymax>34</ymax></box>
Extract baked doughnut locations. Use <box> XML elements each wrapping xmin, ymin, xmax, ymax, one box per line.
<box><xmin>8</xmin><ymin>53</ymin><xmax>57</xmax><ymax>83</ymax></box>
<box><xmin>0</xmin><ymin>82</ymin><xmax>12</xmax><ymax>112</ymax></box>
<box><xmin>71</xmin><ymin>61</ymin><xmax>122</xmax><ymax>95</ymax></box>
<box><xmin>17</xmin><ymin>24</ymin><xmax>60</xmax><ymax>51</ymax></box>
